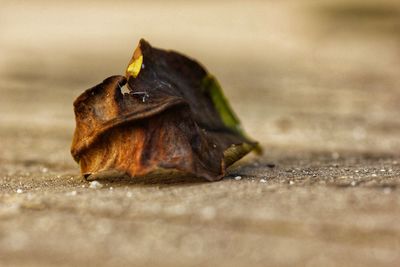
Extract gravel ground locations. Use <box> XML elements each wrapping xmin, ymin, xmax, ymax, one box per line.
<box><xmin>1</xmin><ymin>1</ymin><xmax>400</xmax><ymax>266</ymax></box>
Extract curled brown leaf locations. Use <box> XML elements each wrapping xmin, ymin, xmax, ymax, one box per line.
<box><xmin>71</xmin><ymin>39</ymin><xmax>259</xmax><ymax>181</ymax></box>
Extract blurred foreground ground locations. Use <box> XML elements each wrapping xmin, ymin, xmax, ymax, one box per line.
<box><xmin>1</xmin><ymin>0</ymin><xmax>400</xmax><ymax>266</ymax></box>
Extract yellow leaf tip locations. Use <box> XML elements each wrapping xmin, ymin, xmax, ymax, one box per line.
<box><xmin>126</xmin><ymin>44</ymin><xmax>143</xmax><ymax>78</ymax></box>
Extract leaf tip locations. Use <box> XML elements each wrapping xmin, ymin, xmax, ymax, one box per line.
<box><xmin>126</xmin><ymin>43</ymin><xmax>143</xmax><ymax>78</ymax></box>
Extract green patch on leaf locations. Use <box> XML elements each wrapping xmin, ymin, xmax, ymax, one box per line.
<box><xmin>201</xmin><ymin>74</ymin><xmax>262</xmax><ymax>154</ymax></box>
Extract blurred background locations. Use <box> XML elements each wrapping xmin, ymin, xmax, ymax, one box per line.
<box><xmin>1</xmin><ymin>0</ymin><xmax>400</xmax><ymax>165</ymax></box>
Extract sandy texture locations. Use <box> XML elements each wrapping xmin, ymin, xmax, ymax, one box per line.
<box><xmin>1</xmin><ymin>0</ymin><xmax>400</xmax><ymax>266</ymax></box>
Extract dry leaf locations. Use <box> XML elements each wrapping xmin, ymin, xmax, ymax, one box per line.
<box><xmin>71</xmin><ymin>39</ymin><xmax>260</xmax><ymax>181</ymax></box>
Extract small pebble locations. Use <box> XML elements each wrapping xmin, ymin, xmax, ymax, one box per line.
<box><xmin>380</xmin><ymin>169</ymin><xmax>385</xmax><ymax>172</ymax></box>
<box><xmin>66</xmin><ymin>191</ymin><xmax>77</xmax><ymax>196</ymax></box>
<box><xmin>331</xmin><ymin>152</ymin><xmax>340</xmax><ymax>160</ymax></box>
<box><xmin>289</xmin><ymin>181</ymin><xmax>294</xmax><ymax>185</ymax></box>
<box><xmin>16</xmin><ymin>189</ymin><xmax>23</xmax><ymax>194</ymax></box>
<box><xmin>351</xmin><ymin>181</ymin><xmax>356</xmax><ymax>186</ymax></box>
<box><xmin>126</xmin><ymin>192</ymin><xmax>133</xmax><ymax>198</ymax></box>
<box><xmin>371</xmin><ymin>174</ymin><xmax>377</xmax><ymax>177</ymax></box>
<box><xmin>41</xmin><ymin>167</ymin><xmax>48</xmax><ymax>173</ymax></box>
<box><xmin>89</xmin><ymin>180</ymin><xmax>103</xmax><ymax>189</ymax></box>
<box><xmin>383</xmin><ymin>187</ymin><xmax>392</xmax><ymax>194</ymax></box>
<box><xmin>260</xmin><ymin>179</ymin><xmax>267</xmax><ymax>183</ymax></box>
<box><xmin>200</xmin><ymin>206</ymin><xmax>216</xmax><ymax>220</ymax></box>
<box><xmin>234</xmin><ymin>176</ymin><xmax>242</xmax><ymax>181</ymax></box>
<box><xmin>168</xmin><ymin>205</ymin><xmax>186</xmax><ymax>215</ymax></box>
